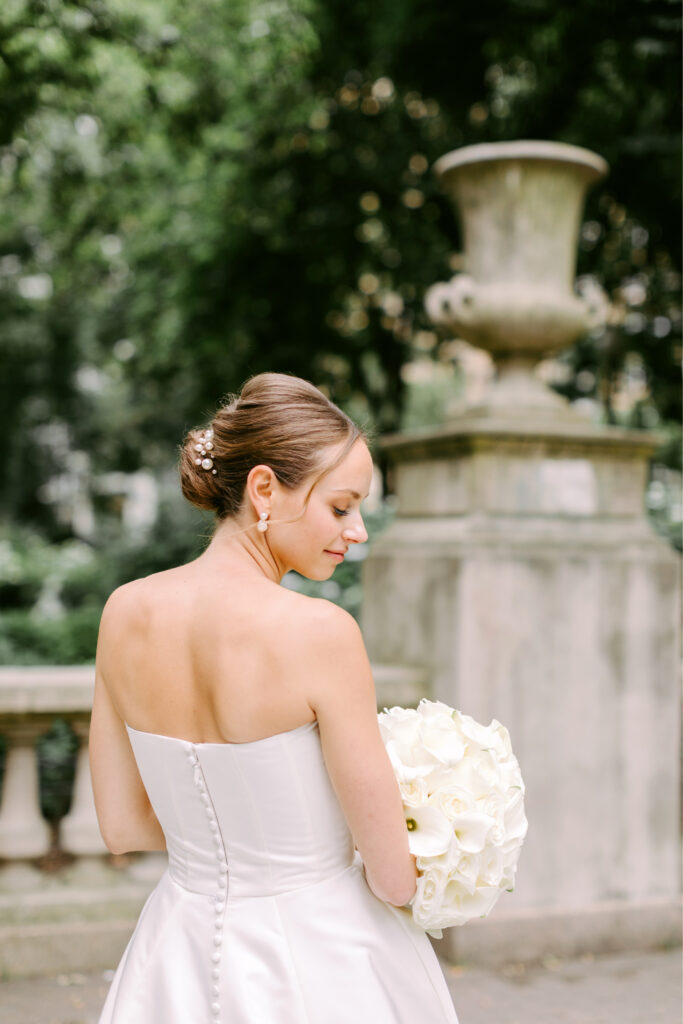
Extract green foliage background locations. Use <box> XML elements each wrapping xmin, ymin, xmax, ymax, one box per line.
<box><xmin>0</xmin><ymin>0</ymin><xmax>680</xmax><ymax>664</ymax></box>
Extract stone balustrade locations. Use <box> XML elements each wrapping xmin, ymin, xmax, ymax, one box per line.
<box><xmin>0</xmin><ymin>666</ymin><xmax>105</xmax><ymax>861</ymax></box>
<box><xmin>0</xmin><ymin>663</ymin><xmax>429</xmax><ymax>865</ymax></box>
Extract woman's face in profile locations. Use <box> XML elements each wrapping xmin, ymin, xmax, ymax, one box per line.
<box><xmin>272</xmin><ymin>439</ymin><xmax>373</xmax><ymax>581</ymax></box>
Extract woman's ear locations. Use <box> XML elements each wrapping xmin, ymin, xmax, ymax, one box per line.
<box><xmin>245</xmin><ymin>464</ymin><xmax>275</xmax><ymax>513</ymax></box>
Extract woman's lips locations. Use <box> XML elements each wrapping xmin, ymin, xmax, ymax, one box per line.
<box><xmin>325</xmin><ymin>550</ymin><xmax>345</xmax><ymax>560</ymax></box>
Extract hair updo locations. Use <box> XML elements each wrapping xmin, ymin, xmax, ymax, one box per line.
<box><xmin>179</xmin><ymin>373</ymin><xmax>367</xmax><ymax>520</ymax></box>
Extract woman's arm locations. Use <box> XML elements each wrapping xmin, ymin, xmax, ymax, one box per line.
<box><xmin>305</xmin><ymin>601</ymin><xmax>417</xmax><ymax>907</ymax></box>
<box><xmin>89</xmin><ymin>589</ymin><xmax>166</xmax><ymax>855</ymax></box>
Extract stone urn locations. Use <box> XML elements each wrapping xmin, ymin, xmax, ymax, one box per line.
<box><xmin>362</xmin><ymin>138</ymin><xmax>681</xmax><ymax>968</ymax></box>
<box><xmin>425</xmin><ymin>140</ymin><xmax>610</xmax><ymax>417</ymax></box>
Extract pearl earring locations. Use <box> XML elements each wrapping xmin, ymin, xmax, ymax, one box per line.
<box><xmin>256</xmin><ymin>511</ymin><xmax>269</xmax><ymax>533</ymax></box>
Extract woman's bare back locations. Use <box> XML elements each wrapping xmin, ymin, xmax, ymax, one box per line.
<box><xmin>100</xmin><ymin>563</ymin><xmax>319</xmax><ymax>744</ymax></box>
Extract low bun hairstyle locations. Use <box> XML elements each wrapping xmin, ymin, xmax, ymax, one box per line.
<box><xmin>179</xmin><ymin>373</ymin><xmax>367</xmax><ymax>521</ymax></box>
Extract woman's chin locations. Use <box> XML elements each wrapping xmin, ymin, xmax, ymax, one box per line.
<box><xmin>296</xmin><ymin>563</ymin><xmax>337</xmax><ymax>583</ymax></box>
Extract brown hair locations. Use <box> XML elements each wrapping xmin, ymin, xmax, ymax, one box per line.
<box><xmin>179</xmin><ymin>373</ymin><xmax>367</xmax><ymax>521</ymax></box>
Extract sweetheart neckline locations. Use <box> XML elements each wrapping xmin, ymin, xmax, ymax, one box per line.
<box><xmin>125</xmin><ymin>718</ymin><xmax>318</xmax><ymax>748</ymax></box>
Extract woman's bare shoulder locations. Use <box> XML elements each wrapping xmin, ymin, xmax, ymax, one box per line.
<box><xmin>98</xmin><ymin>575</ymin><xmax>162</xmax><ymax>651</ymax></box>
<box><xmin>100</xmin><ymin>566</ymin><xmax>184</xmax><ymax>619</ymax></box>
<box><xmin>272</xmin><ymin>586</ymin><xmax>359</xmax><ymax>638</ymax></box>
<box><xmin>101</xmin><ymin>577</ymin><xmax>145</xmax><ymax>614</ymax></box>
<box><xmin>270</xmin><ymin>590</ymin><xmax>366</xmax><ymax>681</ymax></box>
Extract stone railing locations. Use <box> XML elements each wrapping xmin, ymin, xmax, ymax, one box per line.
<box><xmin>0</xmin><ymin>665</ymin><xmax>139</xmax><ymax>980</ymax></box>
<box><xmin>0</xmin><ymin>663</ymin><xmax>430</xmax><ymax>864</ymax></box>
<box><xmin>0</xmin><ymin>666</ymin><xmax>104</xmax><ymax>860</ymax></box>
<box><xmin>0</xmin><ymin>663</ymin><xmax>429</xmax><ymax>862</ymax></box>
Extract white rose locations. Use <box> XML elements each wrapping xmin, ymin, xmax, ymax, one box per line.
<box><xmin>419</xmin><ymin>719</ymin><xmax>465</xmax><ymax>766</ymax></box>
<box><xmin>408</xmin><ymin>700</ymin><xmax>466</xmax><ymax>766</ymax></box>
<box><xmin>416</xmin><ymin>836</ymin><xmax>481</xmax><ymax>897</ymax></box>
<box><xmin>399</xmin><ymin>775</ymin><xmax>431</xmax><ymax>808</ymax></box>
<box><xmin>475</xmin><ymin>789</ymin><xmax>506</xmax><ymax>842</ymax></box>
<box><xmin>454</xmin><ymin>714</ymin><xmax>517</xmax><ymax>773</ymax></box>
<box><xmin>379</xmin><ymin>704</ymin><xmax>418</xmax><ymax>728</ymax></box>
<box><xmin>476</xmin><ymin>843</ymin><xmax>505</xmax><ymax>887</ymax></box>
<box><xmin>440</xmin><ymin>880</ymin><xmax>501</xmax><ymax>927</ymax></box>
<box><xmin>380</xmin><ymin>708</ymin><xmax>442</xmax><ymax>771</ymax></box>
<box><xmin>427</xmin><ymin>781</ymin><xmax>475</xmax><ymax>820</ymax></box>
<box><xmin>386</xmin><ymin>743</ymin><xmax>434</xmax><ymax>784</ymax></box>
<box><xmin>378</xmin><ymin>706</ymin><xmax>420</xmax><ymax>749</ymax></box>
<box><xmin>417</xmin><ymin>698</ymin><xmax>457</xmax><ymax>723</ymax></box>
<box><xmin>401</xmin><ymin>774</ymin><xmax>432</xmax><ymax>806</ymax></box>
<box><xmin>452</xmin><ymin>710</ymin><xmax>498</xmax><ymax>748</ymax></box>
<box><xmin>410</xmin><ymin>864</ymin><xmax>449</xmax><ymax>931</ymax></box>
<box><xmin>446</xmin><ymin>847</ymin><xmax>481</xmax><ymax>896</ymax></box>
<box><xmin>449</xmin><ymin>752</ymin><xmax>503</xmax><ymax>801</ymax></box>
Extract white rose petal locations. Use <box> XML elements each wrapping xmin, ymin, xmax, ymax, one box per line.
<box><xmin>454</xmin><ymin>710</ymin><xmax>498</xmax><ymax>748</ymax></box>
<box><xmin>417</xmin><ymin>698</ymin><xmax>456</xmax><ymax>721</ymax></box>
<box><xmin>500</xmin><ymin>791</ymin><xmax>528</xmax><ymax>856</ymax></box>
<box><xmin>475</xmin><ymin>790</ymin><xmax>506</xmax><ymax>836</ymax></box>
<box><xmin>385</xmin><ymin>741</ymin><xmax>434</xmax><ymax>782</ymax></box>
<box><xmin>449</xmin><ymin>756</ymin><xmax>499</xmax><ymax>800</ymax></box>
<box><xmin>491</xmin><ymin>721</ymin><xmax>514</xmax><ymax>759</ymax></box>
<box><xmin>500</xmin><ymin>862</ymin><xmax>518</xmax><ymax>890</ymax></box>
<box><xmin>419</xmin><ymin>719</ymin><xmax>466</xmax><ymax>766</ymax></box>
<box><xmin>499</xmin><ymin>758</ymin><xmax>525</xmax><ymax>792</ymax></box>
<box><xmin>382</xmin><ymin>714</ymin><xmax>439</xmax><ymax>768</ymax></box>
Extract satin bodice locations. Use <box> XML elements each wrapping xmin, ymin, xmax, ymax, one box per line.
<box><xmin>101</xmin><ymin>719</ymin><xmax>459</xmax><ymax>1023</ymax></box>
<box><xmin>126</xmin><ymin>720</ymin><xmax>355</xmax><ymax>899</ymax></box>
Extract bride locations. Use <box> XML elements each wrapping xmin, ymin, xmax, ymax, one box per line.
<box><xmin>90</xmin><ymin>372</ymin><xmax>459</xmax><ymax>1023</ymax></box>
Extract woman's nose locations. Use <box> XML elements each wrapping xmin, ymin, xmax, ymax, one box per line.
<box><xmin>343</xmin><ymin>515</ymin><xmax>368</xmax><ymax>544</ymax></box>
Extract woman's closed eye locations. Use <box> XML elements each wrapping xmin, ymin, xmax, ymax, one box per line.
<box><xmin>333</xmin><ymin>507</ymin><xmax>350</xmax><ymax>517</ymax></box>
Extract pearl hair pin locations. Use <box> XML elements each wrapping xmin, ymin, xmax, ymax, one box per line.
<box><xmin>257</xmin><ymin>511</ymin><xmax>269</xmax><ymax>532</ymax></box>
<box><xmin>194</xmin><ymin>428</ymin><xmax>217</xmax><ymax>474</ymax></box>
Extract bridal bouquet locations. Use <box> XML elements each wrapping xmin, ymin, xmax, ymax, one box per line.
<box><xmin>378</xmin><ymin>699</ymin><xmax>528</xmax><ymax>936</ymax></box>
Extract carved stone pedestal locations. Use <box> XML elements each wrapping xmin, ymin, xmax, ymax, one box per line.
<box><xmin>362</xmin><ymin>414</ymin><xmax>681</xmax><ymax>964</ymax></box>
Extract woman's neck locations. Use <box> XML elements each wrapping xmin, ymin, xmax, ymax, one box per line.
<box><xmin>198</xmin><ymin>516</ymin><xmax>284</xmax><ymax>584</ymax></box>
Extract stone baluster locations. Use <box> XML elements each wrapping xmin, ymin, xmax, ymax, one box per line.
<box><xmin>0</xmin><ymin>716</ymin><xmax>51</xmax><ymax>859</ymax></box>
<box><xmin>60</xmin><ymin>716</ymin><xmax>108</xmax><ymax>856</ymax></box>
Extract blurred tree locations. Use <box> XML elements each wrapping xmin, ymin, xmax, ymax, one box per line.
<box><xmin>0</xmin><ymin>0</ymin><xmax>679</xmax><ymax>555</ymax></box>
<box><xmin>0</xmin><ymin>0</ymin><xmax>323</xmax><ymax>530</ymax></box>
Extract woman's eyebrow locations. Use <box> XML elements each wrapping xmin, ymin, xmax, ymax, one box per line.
<box><xmin>330</xmin><ymin>488</ymin><xmax>368</xmax><ymax>500</ymax></box>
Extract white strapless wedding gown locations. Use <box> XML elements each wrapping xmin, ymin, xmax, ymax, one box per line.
<box><xmin>99</xmin><ymin>719</ymin><xmax>459</xmax><ymax>1023</ymax></box>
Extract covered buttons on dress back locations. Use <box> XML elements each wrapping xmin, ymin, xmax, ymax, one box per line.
<box><xmin>185</xmin><ymin>742</ymin><xmax>228</xmax><ymax>1023</ymax></box>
